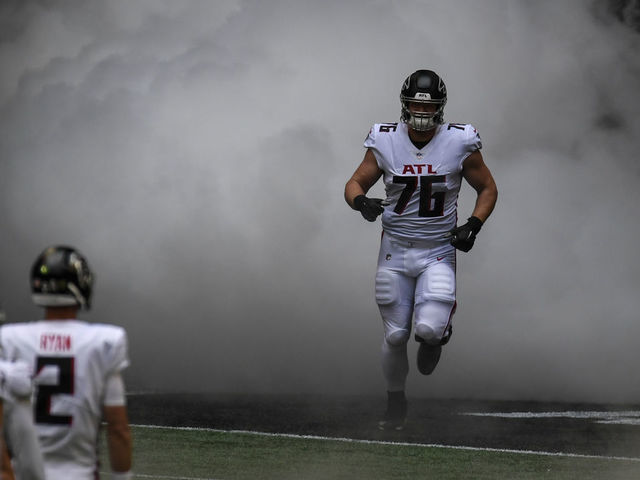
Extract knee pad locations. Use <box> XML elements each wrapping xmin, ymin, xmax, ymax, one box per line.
<box><xmin>375</xmin><ymin>269</ymin><xmax>399</xmax><ymax>306</ymax></box>
<box><xmin>414</xmin><ymin>300</ymin><xmax>456</xmax><ymax>345</ymax></box>
<box><xmin>414</xmin><ymin>323</ymin><xmax>440</xmax><ymax>345</ymax></box>
<box><xmin>384</xmin><ymin>328</ymin><xmax>410</xmax><ymax>347</ymax></box>
<box><xmin>415</xmin><ymin>324</ymin><xmax>453</xmax><ymax>346</ymax></box>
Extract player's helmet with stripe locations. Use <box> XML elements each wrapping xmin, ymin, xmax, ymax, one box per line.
<box><xmin>31</xmin><ymin>246</ymin><xmax>94</xmax><ymax>309</ymax></box>
<box><xmin>400</xmin><ymin>69</ymin><xmax>447</xmax><ymax>131</ymax></box>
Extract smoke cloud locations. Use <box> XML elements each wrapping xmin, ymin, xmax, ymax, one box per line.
<box><xmin>1</xmin><ymin>0</ymin><xmax>639</xmax><ymax>403</ymax></box>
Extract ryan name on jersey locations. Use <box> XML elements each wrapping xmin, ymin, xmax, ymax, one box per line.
<box><xmin>39</xmin><ymin>333</ymin><xmax>72</xmax><ymax>353</ymax></box>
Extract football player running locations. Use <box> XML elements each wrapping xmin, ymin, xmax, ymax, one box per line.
<box><xmin>345</xmin><ymin>70</ymin><xmax>498</xmax><ymax>430</ymax></box>
<box><xmin>0</xmin><ymin>246</ymin><xmax>133</xmax><ymax>479</ymax></box>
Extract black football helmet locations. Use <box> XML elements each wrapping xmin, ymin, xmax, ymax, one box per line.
<box><xmin>400</xmin><ymin>69</ymin><xmax>447</xmax><ymax>131</ymax></box>
<box><xmin>30</xmin><ymin>245</ymin><xmax>94</xmax><ymax>309</ymax></box>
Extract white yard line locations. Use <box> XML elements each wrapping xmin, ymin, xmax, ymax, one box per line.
<box><xmin>461</xmin><ymin>410</ymin><xmax>640</xmax><ymax>425</ymax></box>
<box><xmin>129</xmin><ymin>423</ymin><xmax>640</xmax><ymax>463</ymax></box>
<box><xmin>100</xmin><ymin>475</ymin><xmax>222</xmax><ymax>480</ymax></box>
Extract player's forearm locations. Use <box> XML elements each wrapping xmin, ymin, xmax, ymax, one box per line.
<box><xmin>344</xmin><ymin>179</ymin><xmax>367</xmax><ymax>209</ymax></box>
<box><xmin>346</xmin><ymin>149</ymin><xmax>383</xmax><ymax>208</ymax></box>
<box><xmin>470</xmin><ymin>182</ymin><xmax>498</xmax><ymax>223</ymax></box>
<box><xmin>104</xmin><ymin>406</ymin><xmax>132</xmax><ymax>473</ymax></box>
<box><xmin>107</xmin><ymin>425</ymin><xmax>132</xmax><ymax>472</ymax></box>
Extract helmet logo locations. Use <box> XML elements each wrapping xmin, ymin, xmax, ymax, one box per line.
<box><xmin>415</xmin><ymin>92</ymin><xmax>432</xmax><ymax>100</ymax></box>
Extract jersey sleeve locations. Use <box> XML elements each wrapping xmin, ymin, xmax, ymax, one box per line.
<box><xmin>363</xmin><ymin>124</ymin><xmax>387</xmax><ymax>169</ymax></box>
<box><xmin>363</xmin><ymin>125</ymin><xmax>376</xmax><ymax>149</ymax></box>
<box><xmin>464</xmin><ymin>124</ymin><xmax>483</xmax><ymax>154</ymax></box>
<box><xmin>101</xmin><ymin>326</ymin><xmax>130</xmax><ymax>375</ymax></box>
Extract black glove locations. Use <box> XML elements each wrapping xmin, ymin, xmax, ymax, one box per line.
<box><xmin>448</xmin><ymin>216</ymin><xmax>483</xmax><ymax>252</ymax></box>
<box><xmin>353</xmin><ymin>195</ymin><xmax>384</xmax><ymax>222</ymax></box>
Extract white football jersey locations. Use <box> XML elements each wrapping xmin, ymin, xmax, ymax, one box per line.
<box><xmin>0</xmin><ymin>320</ymin><xmax>129</xmax><ymax>479</ymax></box>
<box><xmin>364</xmin><ymin>121</ymin><xmax>482</xmax><ymax>241</ymax></box>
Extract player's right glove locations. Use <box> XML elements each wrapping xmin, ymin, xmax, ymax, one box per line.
<box><xmin>353</xmin><ymin>195</ymin><xmax>384</xmax><ymax>222</ymax></box>
<box><xmin>447</xmin><ymin>216</ymin><xmax>483</xmax><ymax>252</ymax></box>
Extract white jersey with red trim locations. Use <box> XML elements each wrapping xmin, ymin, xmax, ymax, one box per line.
<box><xmin>364</xmin><ymin>121</ymin><xmax>482</xmax><ymax>242</ymax></box>
<box><xmin>0</xmin><ymin>320</ymin><xmax>129</xmax><ymax>479</ymax></box>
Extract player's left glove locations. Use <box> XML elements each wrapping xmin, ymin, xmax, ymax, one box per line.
<box><xmin>447</xmin><ymin>216</ymin><xmax>483</xmax><ymax>252</ymax></box>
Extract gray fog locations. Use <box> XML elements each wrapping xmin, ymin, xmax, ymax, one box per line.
<box><xmin>1</xmin><ymin>0</ymin><xmax>639</xmax><ymax>403</ymax></box>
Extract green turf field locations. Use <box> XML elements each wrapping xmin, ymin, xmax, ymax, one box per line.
<box><xmin>99</xmin><ymin>425</ymin><xmax>640</xmax><ymax>480</ymax></box>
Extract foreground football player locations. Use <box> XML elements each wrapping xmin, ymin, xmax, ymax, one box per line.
<box><xmin>0</xmin><ymin>359</ymin><xmax>45</xmax><ymax>479</ymax></box>
<box><xmin>345</xmin><ymin>70</ymin><xmax>498</xmax><ymax>430</ymax></box>
<box><xmin>0</xmin><ymin>246</ymin><xmax>133</xmax><ymax>479</ymax></box>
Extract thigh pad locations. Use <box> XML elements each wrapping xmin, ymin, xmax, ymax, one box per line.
<box><xmin>375</xmin><ymin>269</ymin><xmax>399</xmax><ymax>306</ymax></box>
<box><xmin>416</xmin><ymin>261</ymin><xmax>456</xmax><ymax>303</ymax></box>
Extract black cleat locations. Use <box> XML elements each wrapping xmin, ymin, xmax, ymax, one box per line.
<box><xmin>416</xmin><ymin>340</ymin><xmax>442</xmax><ymax>375</ymax></box>
<box><xmin>415</xmin><ymin>325</ymin><xmax>451</xmax><ymax>375</ymax></box>
<box><xmin>378</xmin><ymin>391</ymin><xmax>407</xmax><ymax>431</ymax></box>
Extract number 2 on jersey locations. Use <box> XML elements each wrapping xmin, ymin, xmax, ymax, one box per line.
<box><xmin>35</xmin><ymin>356</ymin><xmax>74</xmax><ymax>425</ymax></box>
<box><xmin>392</xmin><ymin>175</ymin><xmax>446</xmax><ymax>217</ymax></box>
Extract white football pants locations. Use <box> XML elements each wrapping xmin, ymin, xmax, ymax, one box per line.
<box><xmin>375</xmin><ymin>232</ymin><xmax>457</xmax><ymax>391</ymax></box>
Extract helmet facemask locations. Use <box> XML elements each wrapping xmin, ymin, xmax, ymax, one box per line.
<box><xmin>400</xmin><ymin>98</ymin><xmax>446</xmax><ymax>131</ymax></box>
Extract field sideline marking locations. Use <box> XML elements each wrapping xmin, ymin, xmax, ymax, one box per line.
<box><xmin>130</xmin><ymin>423</ymin><xmax>640</xmax><ymax>463</ymax></box>
<box><xmin>99</xmin><ymin>474</ymin><xmax>221</xmax><ymax>480</ymax></box>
